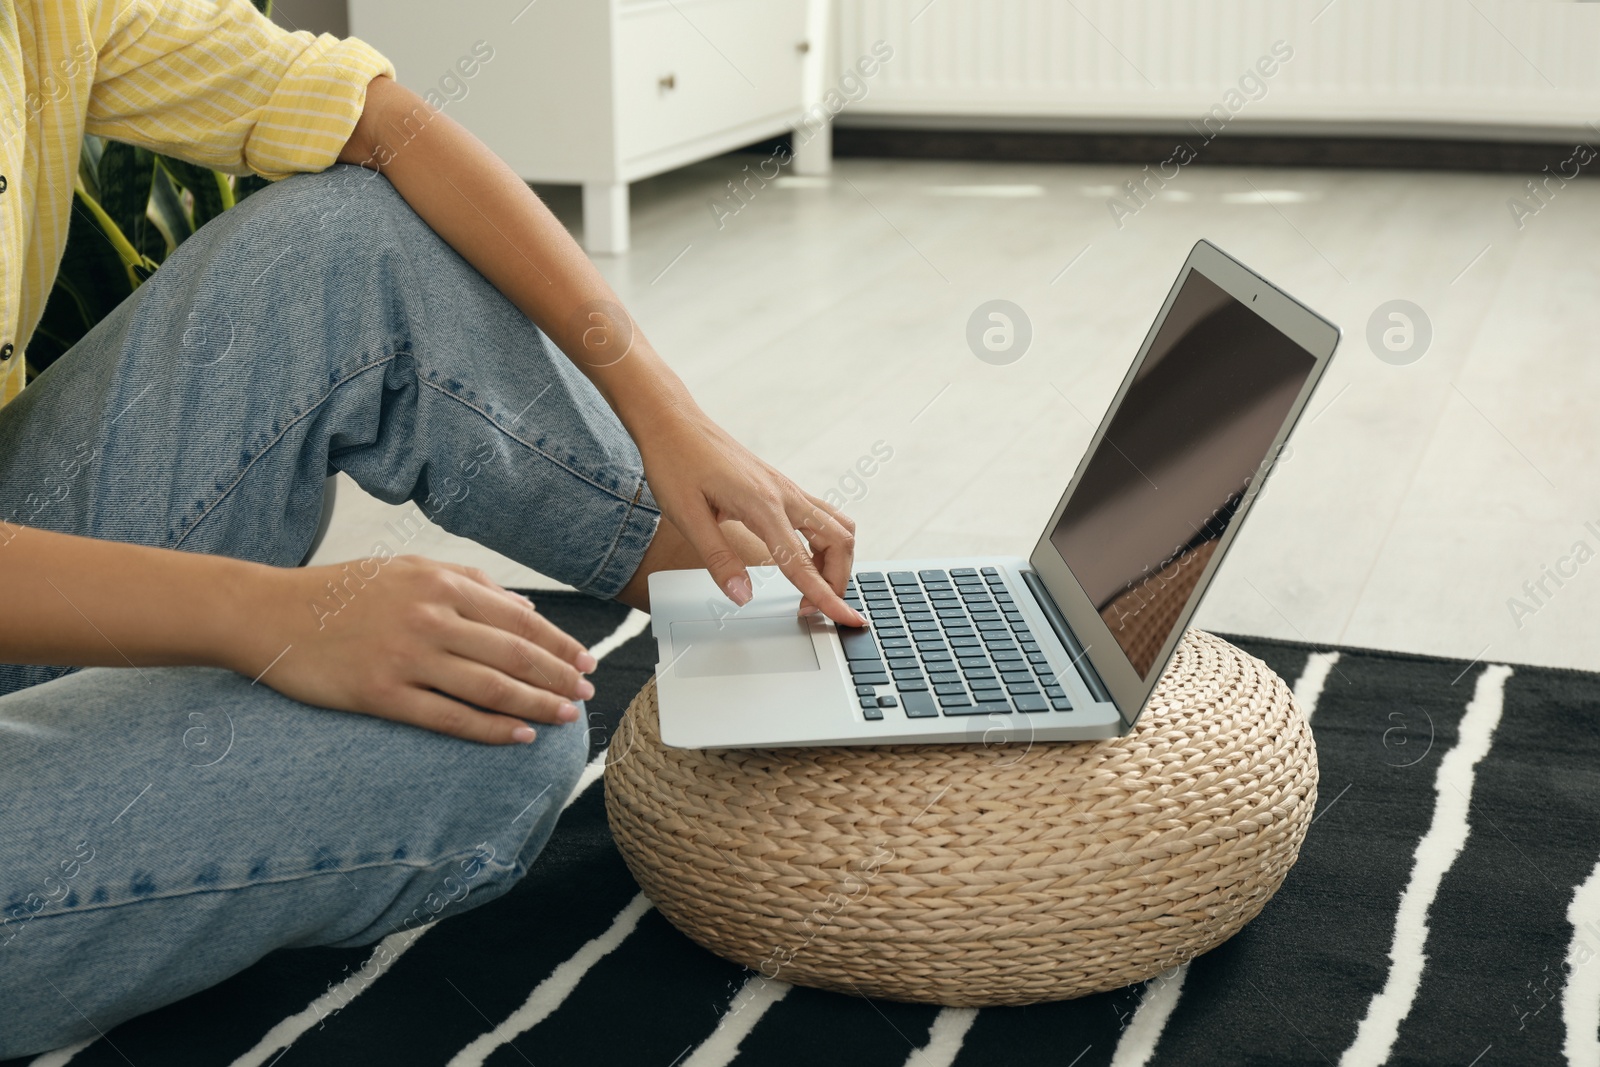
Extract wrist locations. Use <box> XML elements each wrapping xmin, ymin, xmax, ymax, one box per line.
<box><xmin>204</xmin><ymin>558</ymin><xmax>295</xmax><ymax>676</ymax></box>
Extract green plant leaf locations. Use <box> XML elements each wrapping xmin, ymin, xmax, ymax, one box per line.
<box><xmin>147</xmin><ymin>163</ymin><xmax>192</xmax><ymax>251</ymax></box>
<box><xmin>74</xmin><ymin>183</ymin><xmax>155</xmax><ymax>290</ymax></box>
<box><xmin>253</xmin><ymin>0</ymin><xmax>272</xmax><ymax>15</ymax></box>
<box><xmin>97</xmin><ymin>140</ymin><xmax>166</xmax><ymax>264</ymax></box>
<box><xmin>158</xmin><ymin>155</ymin><xmax>232</xmax><ymax>228</ymax></box>
<box><xmin>77</xmin><ymin>134</ymin><xmax>103</xmax><ymax>202</ymax></box>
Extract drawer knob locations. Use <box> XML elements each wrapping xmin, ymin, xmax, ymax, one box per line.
<box><xmin>796</xmin><ymin>40</ymin><xmax>811</xmax><ymax>54</ymax></box>
<box><xmin>658</xmin><ymin>73</ymin><xmax>677</xmax><ymax>92</ymax></box>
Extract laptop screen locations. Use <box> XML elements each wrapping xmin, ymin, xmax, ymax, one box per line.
<box><xmin>1047</xmin><ymin>268</ymin><xmax>1316</xmax><ymax>680</ymax></box>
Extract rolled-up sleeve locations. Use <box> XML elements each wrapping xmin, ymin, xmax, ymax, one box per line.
<box><xmin>86</xmin><ymin>0</ymin><xmax>395</xmax><ymax>180</ymax></box>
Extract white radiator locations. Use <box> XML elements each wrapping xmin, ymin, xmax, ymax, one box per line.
<box><xmin>833</xmin><ymin>0</ymin><xmax>1600</xmax><ymax>137</ymax></box>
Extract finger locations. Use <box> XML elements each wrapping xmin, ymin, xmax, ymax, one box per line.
<box><xmin>429</xmin><ymin>653</ymin><xmax>584</xmax><ymax>725</ymax></box>
<box><xmin>801</xmin><ymin>489</ymin><xmax>857</xmax><ymax>538</ymax></box>
<box><xmin>444</xmin><ymin>575</ymin><xmax>596</xmax><ymax>672</ymax></box>
<box><xmin>792</xmin><ymin>494</ymin><xmax>856</xmax><ymax>599</ymax></box>
<box><xmin>742</xmin><ymin>502</ymin><xmax>864</xmax><ymax>628</ymax></box>
<box><xmin>389</xmin><ymin>687</ymin><xmax>541</xmax><ymax>745</ymax></box>
<box><xmin>444</xmin><ymin>616</ymin><xmax>593</xmax><ymax>702</ymax></box>
<box><xmin>676</xmin><ymin>499</ymin><xmax>755</xmax><ymax>607</ymax></box>
<box><xmin>500</xmin><ymin>590</ymin><xmax>599</xmax><ymax>672</ymax></box>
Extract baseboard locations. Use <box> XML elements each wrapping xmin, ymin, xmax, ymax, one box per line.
<box><xmin>824</xmin><ymin>126</ymin><xmax>1581</xmax><ymax>174</ymax></box>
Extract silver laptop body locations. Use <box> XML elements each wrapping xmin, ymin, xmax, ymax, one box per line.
<box><xmin>648</xmin><ymin>240</ymin><xmax>1340</xmax><ymax>749</ymax></box>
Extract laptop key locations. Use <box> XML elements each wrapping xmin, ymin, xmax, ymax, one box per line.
<box><xmin>921</xmin><ymin>650</ymin><xmax>953</xmax><ymax>663</ymax></box>
<box><xmin>1007</xmin><ymin>683</ymin><xmax>1041</xmax><ymax>696</ymax></box>
<box><xmin>945</xmin><ymin>702</ymin><xmax>1011</xmax><ymax>716</ymax></box>
<box><xmin>892</xmin><ymin>669</ymin><xmax>925</xmax><ymax>682</ymax></box>
<box><xmin>957</xmin><ymin>656</ymin><xmax>989</xmax><ymax>670</ymax></box>
<box><xmin>950</xmin><ymin>567</ymin><xmax>978</xmax><ymax>577</ymax></box>
<box><xmin>934</xmin><ymin>683</ymin><xmax>967</xmax><ymax>696</ymax></box>
<box><xmin>856</xmin><ymin>685</ymin><xmax>876</xmax><ymax>697</ymax></box>
<box><xmin>848</xmin><ymin>659</ymin><xmax>885</xmax><ymax>675</ymax></box>
<box><xmin>909</xmin><ymin>620</ymin><xmax>940</xmax><ymax>632</ymax></box>
<box><xmin>863</xmin><ymin>705</ymin><xmax>885</xmax><ymax>721</ymax></box>
<box><xmin>896</xmin><ymin>678</ymin><xmax>929</xmax><ymax>692</ymax></box>
<box><xmin>1045</xmin><ymin>686</ymin><xmax>1067</xmax><ymax>699</ymax></box>
<box><xmin>1051</xmin><ymin>696</ymin><xmax>1074</xmax><ymax>711</ymax></box>
<box><xmin>1015</xmin><ymin>694</ymin><xmax>1049</xmax><ymax>712</ymax></box>
<box><xmin>1000</xmin><ymin>670</ymin><xmax>1033</xmax><ymax>684</ymax></box>
<box><xmin>859</xmin><ymin>696</ymin><xmax>878</xmax><ymax>709</ymax></box>
<box><xmin>901</xmin><ymin>691</ymin><xmax>940</xmax><ymax>718</ymax></box>
<box><xmin>918</xmin><ymin>569</ymin><xmax>948</xmax><ymax>581</ymax></box>
<box><xmin>889</xmin><ymin>571</ymin><xmax>917</xmax><ymax>585</ymax></box>
<box><xmin>1027</xmin><ymin>652</ymin><xmax>1050</xmax><ymax>663</ymax></box>
<box><xmin>928</xmin><ymin>671</ymin><xmax>961</xmax><ymax>686</ymax></box>
<box><xmin>976</xmin><ymin>621</ymin><xmax>1008</xmax><ymax>632</ymax></box>
<box><xmin>854</xmin><ymin>672</ymin><xmax>890</xmax><ymax>686</ymax></box>
<box><xmin>856</xmin><ymin>571</ymin><xmax>884</xmax><ymax>583</ymax></box>
<box><xmin>992</xmin><ymin>649</ymin><xmax>1024</xmax><ymax>662</ymax></box>
<box><xmin>970</xmin><ymin>687</ymin><xmax>1005</xmax><ymax>703</ymax></box>
<box><xmin>1036</xmin><ymin>672</ymin><xmax>1058</xmax><ymax>686</ymax></box>
<box><xmin>950</xmin><ymin>636</ymin><xmax>982</xmax><ymax>648</ymax></box>
<box><xmin>877</xmin><ymin>695</ymin><xmax>899</xmax><ymax>708</ymax></box>
<box><xmin>838</xmin><ymin>628</ymin><xmax>880</xmax><ymax>661</ymax></box>
<box><xmin>972</xmin><ymin>700</ymin><xmax>1012</xmax><ymax>714</ymax></box>
<box><xmin>938</xmin><ymin>692</ymin><xmax>973</xmax><ymax>708</ymax></box>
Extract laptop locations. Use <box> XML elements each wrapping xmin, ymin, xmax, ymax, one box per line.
<box><xmin>647</xmin><ymin>240</ymin><xmax>1339</xmax><ymax>749</ymax></box>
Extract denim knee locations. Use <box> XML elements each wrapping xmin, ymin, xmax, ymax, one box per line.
<box><xmin>339</xmin><ymin>714</ymin><xmax>592</xmax><ymax>947</ymax></box>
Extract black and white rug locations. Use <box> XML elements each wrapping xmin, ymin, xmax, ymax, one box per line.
<box><xmin>8</xmin><ymin>592</ymin><xmax>1599</xmax><ymax>1067</ymax></box>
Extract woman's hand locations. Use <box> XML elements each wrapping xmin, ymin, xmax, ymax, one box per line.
<box><xmin>632</xmin><ymin>403</ymin><xmax>866</xmax><ymax>627</ymax></box>
<box><xmin>237</xmin><ymin>556</ymin><xmax>597</xmax><ymax>745</ymax></box>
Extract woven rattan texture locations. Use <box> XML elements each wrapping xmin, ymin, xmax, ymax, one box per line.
<box><xmin>604</xmin><ymin>630</ymin><xmax>1318</xmax><ymax>1007</ymax></box>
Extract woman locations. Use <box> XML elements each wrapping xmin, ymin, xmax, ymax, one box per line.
<box><xmin>0</xmin><ymin>0</ymin><xmax>864</xmax><ymax>1055</ymax></box>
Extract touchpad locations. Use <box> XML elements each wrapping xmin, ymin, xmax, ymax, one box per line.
<box><xmin>669</xmin><ymin>616</ymin><xmax>821</xmax><ymax>678</ymax></box>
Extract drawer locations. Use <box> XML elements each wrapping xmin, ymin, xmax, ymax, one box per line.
<box><xmin>616</xmin><ymin>0</ymin><xmax>810</xmax><ymax>164</ymax></box>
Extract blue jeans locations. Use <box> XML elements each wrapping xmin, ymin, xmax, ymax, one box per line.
<box><xmin>0</xmin><ymin>166</ymin><xmax>661</xmax><ymax>1058</ymax></box>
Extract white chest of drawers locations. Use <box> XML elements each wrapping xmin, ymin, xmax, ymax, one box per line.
<box><xmin>350</xmin><ymin>0</ymin><xmax>830</xmax><ymax>253</ymax></box>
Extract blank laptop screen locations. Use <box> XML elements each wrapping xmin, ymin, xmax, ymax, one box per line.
<box><xmin>1048</xmin><ymin>269</ymin><xmax>1316</xmax><ymax>679</ymax></box>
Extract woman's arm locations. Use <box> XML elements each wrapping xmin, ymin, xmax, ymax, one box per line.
<box><xmin>338</xmin><ymin>76</ymin><xmax>865</xmax><ymax>628</ymax></box>
<box><xmin>0</xmin><ymin>523</ymin><xmax>595</xmax><ymax>745</ymax></box>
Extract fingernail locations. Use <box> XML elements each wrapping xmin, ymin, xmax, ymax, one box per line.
<box><xmin>853</xmin><ymin>609</ymin><xmax>869</xmax><ymax>627</ymax></box>
<box><xmin>512</xmin><ymin>725</ymin><xmax>536</xmax><ymax>744</ymax></box>
<box><xmin>577</xmin><ymin>679</ymin><xmax>595</xmax><ymax>700</ymax></box>
<box><xmin>798</xmin><ymin>603</ymin><xmax>819</xmax><ymax>617</ymax></box>
<box><xmin>725</xmin><ymin>574</ymin><xmax>753</xmax><ymax>606</ymax></box>
<box><xmin>558</xmin><ymin>702</ymin><xmax>580</xmax><ymax>722</ymax></box>
<box><xmin>576</xmin><ymin>651</ymin><xmax>598</xmax><ymax>673</ymax></box>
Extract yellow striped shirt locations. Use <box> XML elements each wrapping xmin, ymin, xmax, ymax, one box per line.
<box><xmin>0</xmin><ymin>0</ymin><xmax>394</xmax><ymax>408</ymax></box>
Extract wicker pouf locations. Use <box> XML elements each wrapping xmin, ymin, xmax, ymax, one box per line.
<box><xmin>603</xmin><ymin>630</ymin><xmax>1317</xmax><ymax>1006</ymax></box>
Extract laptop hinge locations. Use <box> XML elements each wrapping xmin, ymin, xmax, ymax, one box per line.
<box><xmin>1020</xmin><ymin>569</ymin><xmax>1119</xmax><ymax>713</ymax></box>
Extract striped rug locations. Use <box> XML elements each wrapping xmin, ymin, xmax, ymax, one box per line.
<box><xmin>11</xmin><ymin>591</ymin><xmax>1599</xmax><ymax>1067</ymax></box>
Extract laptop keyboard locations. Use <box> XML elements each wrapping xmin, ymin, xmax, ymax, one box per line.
<box><xmin>840</xmin><ymin>567</ymin><xmax>1075</xmax><ymax>722</ymax></box>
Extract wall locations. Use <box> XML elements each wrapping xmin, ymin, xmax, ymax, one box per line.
<box><xmin>835</xmin><ymin>0</ymin><xmax>1600</xmax><ymax>140</ymax></box>
<box><xmin>271</xmin><ymin>0</ymin><xmax>347</xmax><ymax>37</ymax></box>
